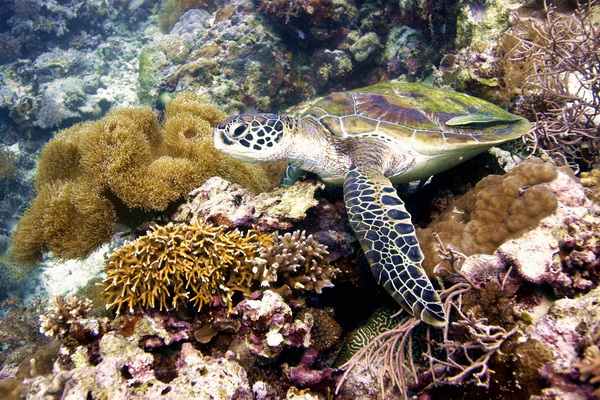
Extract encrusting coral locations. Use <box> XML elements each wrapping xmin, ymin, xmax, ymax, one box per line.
<box><xmin>417</xmin><ymin>160</ymin><xmax>559</xmax><ymax>275</ymax></box>
<box><xmin>11</xmin><ymin>92</ymin><xmax>271</xmax><ymax>268</ymax></box>
<box><xmin>99</xmin><ymin>221</ymin><xmax>339</xmax><ymax>315</ymax></box>
<box><xmin>100</xmin><ymin>221</ymin><xmax>275</xmax><ymax>314</ymax></box>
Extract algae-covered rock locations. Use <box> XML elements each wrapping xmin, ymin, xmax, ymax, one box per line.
<box><xmin>172</xmin><ymin>176</ymin><xmax>324</xmax><ymax>230</ymax></box>
<box><xmin>25</xmin><ymin>319</ymin><xmax>251</xmax><ymax>399</ymax></box>
<box><xmin>138</xmin><ymin>44</ymin><xmax>169</xmax><ymax>106</ymax></box>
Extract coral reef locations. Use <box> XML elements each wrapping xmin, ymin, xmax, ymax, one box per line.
<box><xmin>418</xmin><ymin>160</ymin><xmax>559</xmax><ymax>275</ymax></box>
<box><xmin>172</xmin><ymin>176</ymin><xmax>324</xmax><ymax>230</ymax></box>
<box><xmin>336</xmin><ymin>157</ymin><xmax>600</xmax><ymax>399</ymax></box>
<box><xmin>0</xmin><ymin>297</ymin><xmax>49</xmax><ymax>371</ymax></box>
<box><xmin>236</xmin><ymin>290</ymin><xmax>310</xmax><ymax>358</ymax></box>
<box><xmin>100</xmin><ymin>221</ymin><xmax>339</xmax><ymax>315</ymax></box>
<box><xmin>10</xmin><ymin>92</ymin><xmax>271</xmax><ymax>267</ymax></box>
<box><xmin>100</xmin><ymin>221</ymin><xmax>274</xmax><ymax>314</ymax></box>
<box><xmin>3</xmin><ymin>0</ymin><xmax>600</xmax><ymax>399</ymax></box>
<box><xmin>334</xmin><ymin>306</ymin><xmax>402</xmax><ymax>366</ymax></box>
<box><xmin>0</xmin><ymin>0</ymin><xmax>157</xmax><ymax>132</ymax></box>
<box><xmin>527</xmin><ymin>287</ymin><xmax>600</xmax><ymax>399</ymax></box>
<box><xmin>22</xmin><ymin>317</ymin><xmax>252</xmax><ymax>399</ymax></box>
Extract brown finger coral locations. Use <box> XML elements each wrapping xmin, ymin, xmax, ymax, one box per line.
<box><xmin>99</xmin><ymin>221</ymin><xmax>275</xmax><ymax>314</ymax></box>
<box><xmin>418</xmin><ymin>160</ymin><xmax>559</xmax><ymax>275</ymax></box>
<box><xmin>11</xmin><ymin>93</ymin><xmax>272</xmax><ymax>268</ymax></box>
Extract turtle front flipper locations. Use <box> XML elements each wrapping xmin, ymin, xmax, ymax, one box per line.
<box><xmin>343</xmin><ymin>164</ymin><xmax>447</xmax><ymax>326</ymax></box>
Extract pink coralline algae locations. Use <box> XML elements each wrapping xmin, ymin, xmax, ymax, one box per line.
<box><xmin>526</xmin><ymin>287</ymin><xmax>600</xmax><ymax>399</ymax></box>
<box><xmin>236</xmin><ymin>290</ymin><xmax>311</xmax><ymax>359</ymax></box>
<box><xmin>23</xmin><ymin>315</ymin><xmax>252</xmax><ymax>400</ymax></box>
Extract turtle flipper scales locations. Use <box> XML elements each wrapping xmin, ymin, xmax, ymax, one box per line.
<box><xmin>343</xmin><ymin>164</ymin><xmax>447</xmax><ymax>326</ymax></box>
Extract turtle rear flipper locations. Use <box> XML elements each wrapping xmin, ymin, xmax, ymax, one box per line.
<box><xmin>343</xmin><ymin>164</ymin><xmax>447</xmax><ymax>327</ymax></box>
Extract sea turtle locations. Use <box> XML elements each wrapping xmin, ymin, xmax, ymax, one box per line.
<box><xmin>213</xmin><ymin>82</ymin><xmax>530</xmax><ymax>326</ymax></box>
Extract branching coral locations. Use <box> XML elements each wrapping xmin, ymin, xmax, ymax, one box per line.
<box><xmin>100</xmin><ymin>222</ymin><xmax>338</xmax><ymax>315</ymax></box>
<box><xmin>575</xmin><ymin>345</ymin><xmax>600</xmax><ymax>397</ymax></box>
<box><xmin>417</xmin><ymin>160</ymin><xmax>559</xmax><ymax>276</ymax></box>
<box><xmin>99</xmin><ymin>221</ymin><xmax>274</xmax><ymax>314</ymax></box>
<box><xmin>11</xmin><ymin>92</ymin><xmax>271</xmax><ymax>267</ymax></box>
<box><xmin>255</xmin><ymin>230</ymin><xmax>338</xmax><ymax>295</ymax></box>
<box><xmin>39</xmin><ymin>294</ymin><xmax>93</xmax><ymax>339</ymax></box>
<box><xmin>502</xmin><ymin>2</ymin><xmax>600</xmax><ymax>168</ymax></box>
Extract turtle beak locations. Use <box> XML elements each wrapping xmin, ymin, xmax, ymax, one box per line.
<box><xmin>213</xmin><ymin>127</ymin><xmax>231</xmax><ymax>150</ymax></box>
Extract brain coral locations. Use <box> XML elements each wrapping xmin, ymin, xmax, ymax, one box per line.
<box><xmin>418</xmin><ymin>160</ymin><xmax>559</xmax><ymax>276</ymax></box>
<box><xmin>100</xmin><ymin>221</ymin><xmax>275</xmax><ymax>314</ymax></box>
<box><xmin>11</xmin><ymin>93</ymin><xmax>271</xmax><ymax>267</ymax></box>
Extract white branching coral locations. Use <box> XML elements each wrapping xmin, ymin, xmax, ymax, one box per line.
<box><xmin>39</xmin><ymin>294</ymin><xmax>93</xmax><ymax>339</ymax></box>
<box><xmin>255</xmin><ymin>230</ymin><xmax>338</xmax><ymax>294</ymax></box>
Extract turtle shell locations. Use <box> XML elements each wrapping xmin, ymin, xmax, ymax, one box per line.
<box><xmin>302</xmin><ymin>82</ymin><xmax>530</xmax><ymax>157</ymax></box>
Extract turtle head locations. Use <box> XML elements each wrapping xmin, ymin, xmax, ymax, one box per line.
<box><xmin>214</xmin><ymin>113</ymin><xmax>297</xmax><ymax>162</ymax></box>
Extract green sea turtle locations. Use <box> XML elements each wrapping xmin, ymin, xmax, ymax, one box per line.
<box><xmin>213</xmin><ymin>82</ymin><xmax>529</xmax><ymax>326</ymax></box>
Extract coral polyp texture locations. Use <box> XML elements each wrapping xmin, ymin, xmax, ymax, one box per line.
<box><xmin>10</xmin><ymin>92</ymin><xmax>271</xmax><ymax>268</ymax></box>
<box><xmin>100</xmin><ymin>221</ymin><xmax>274</xmax><ymax>314</ymax></box>
<box><xmin>418</xmin><ymin>160</ymin><xmax>559</xmax><ymax>275</ymax></box>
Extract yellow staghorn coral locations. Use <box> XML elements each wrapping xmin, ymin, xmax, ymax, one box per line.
<box><xmin>99</xmin><ymin>221</ymin><xmax>275</xmax><ymax>314</ymax></box>
<box><xmin>11</xmin><ymin>93</ymin><xmax>272</xmax><ymax>268</ymax></box>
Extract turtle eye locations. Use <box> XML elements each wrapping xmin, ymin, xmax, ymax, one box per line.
<box><xmin>230</xmin><ymin>123</ymin><xmax>248</xmax><ymax>138</ymax></box>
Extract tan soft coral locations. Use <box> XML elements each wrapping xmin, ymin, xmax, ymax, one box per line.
<box><xmin>100</xmin><ymin>221</ymin><xmax>274</xmax><ymax>314</ymax></box>
<box><xmin>11</xmin><ymin>93</ymin><xmax>272</xmax><ymax>267</ymax></box>
<box><xmin>418</xmin><ymin>160</ymin><xmax>559</xmax><ymax>276</ymax></box>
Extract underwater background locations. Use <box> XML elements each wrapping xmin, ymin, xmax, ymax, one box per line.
<box><xmin>0</xmin><ymin>0</ymin><xmax>599</xmax><ymax>398</ymax></box>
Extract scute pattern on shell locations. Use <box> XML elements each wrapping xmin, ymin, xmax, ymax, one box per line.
<box><xmin>303</xmin><ymin>82</ymin><xmax>530</xmax><ymax>154</ymax></box>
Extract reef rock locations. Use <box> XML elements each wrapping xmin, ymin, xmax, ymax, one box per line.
<box><xmin>25</xmin><ymin>317</ymin><xmax>251</xmax><ymax>399</ymax></box>
<box><xmin>236</xmin><ymin>290</ymin><xmax>311</xmax><ymax>359</ymax></box>
<box><xmin>526</xmin><ymin>287</ymin><xmax>600</xmax><ymax>399</ymax></box>
<box><xmin>496</xmin><ymin>167</ymin><xmax>598</xmax><ymax>294</ymax></box>
<box><xmin>172</xmin><ymin>177</ymin><xmax>324</xmax><ymax>230</ymax></box>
